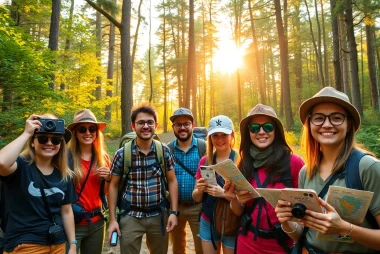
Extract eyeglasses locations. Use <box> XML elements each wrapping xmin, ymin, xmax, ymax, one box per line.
<box><xmin>78</xmin><ymin>125</ymin><xmax>97</xmax><ymax>134</ymax></box>
<box><xmin>35</xmin><ymin>135</ymin><xmax>63</xmax><ymax>145</ymax></box>
<box><xmin>135</xmin><ymin>120</ymin><xmax>155</xmax><ymax>128</ymax></box>
<box><xmin>309</xmin><ymin>112</ymin><xmax>347</xmax><ymax>126</ymax></box>
<box><xmin>248</xmin><ymin>122</ymin><xmax>274</xmax><ymax>134</ymax></box>
<box><xmin>173</xmin><ymin>122</ymin><xmax>192</xmax><ymax>129</ymax></box>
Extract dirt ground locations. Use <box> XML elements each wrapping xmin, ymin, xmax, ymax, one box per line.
<box><xmin>102</xmin><ymin>131</ymin><xmax>197</xmax><ymax>254</ymax></box>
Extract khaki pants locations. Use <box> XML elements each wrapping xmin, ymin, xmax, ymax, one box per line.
<box><xmin>119</xmin><ymin>214</ymin><xmax>168</xmax><ymax>254</ymax></box>
<box><xmin>169</xmin><ymin>203</ymin><xmax>202</xmax><ymax>254</ymax></box>
<box><xmin>4</xmin><ymin>243</ymin><xmax>65</xmax><ymax>254</ymax></box>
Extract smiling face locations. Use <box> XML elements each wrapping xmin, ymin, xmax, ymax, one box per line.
<box><xmin>309</xmin><ymin>103</ymin><xmax>349</xmax><ymax>149</ymax></box>
<box><xmin>172</xmin><ymin>115</ymin><xmax>195</xmax><ymax>142</ymax></box>
<box><xmin>210</xmin><ymin>132</ymin><xmax>233</xmax><ymax>152</ymax></box>
<box><xmin>249</xmin><ymin>115</ymin><xmax>275</xmax><ymax>149</ymax></box>
<box><xmin>75</xmin><ymin>123</ymin><xmax>98</xmax><ymax>146</ymax></box>
<box><xmin>132</xmin><ymin>112</ymin><xmax>158</xmax><ymax>141</ymax></box>
<box><xmin>32</xmin><ymin>134</ymin><xmax>62</xmax><ymax>159</ymax></box>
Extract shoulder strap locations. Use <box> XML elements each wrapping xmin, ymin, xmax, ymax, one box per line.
<box><xmin>167</xmin><ymin>140</ymin><xmax>196</xmax><ymax>178</ymax></box>
<box><xmin>197</xmin><ymin>138</ymin><xmax>206</xmax><ymax>158</ymax></box>
<box><xmin>344</xmin><ymin>149</ymin><xmax>378</xmax><ymax>229</ymax></box>
<box><xmin>77</xmin><ymin>156</ymin><xmax>94</xmax><ymax>199</ymax></box>
<box><xmin>282</xmin><ymin>157</ymin><xmax>292</xmax><ymax>188</ymax></box>
<box><xmin>167</xmin><ymin>140</ymin><xmax>175</xmax><ymax>154</ymax></box>
<box><xmin>153</xmin><ymin>140</ymin><xmax>167</xmax><ymax>188</ymax></box>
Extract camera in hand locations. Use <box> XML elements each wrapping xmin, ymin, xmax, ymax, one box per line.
<box><xmin>110</xmin><ymin>231</ymin><xmax>118</xmax><ymax>246</ymax></box>
<box><xmin>36</xmin><ymin>118</ymin><xmax>65</xmax><ymax>135</ymax></box>
<box><xmin>291</xmin><ymin>203</ymin><xmax>307</xmax><ymax>219</ymax></box>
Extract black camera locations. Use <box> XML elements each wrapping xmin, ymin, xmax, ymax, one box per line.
<box><xmin>36</xmin><ymin>118</ymin><xmax>65</xmax><ymax>135</ymax></box>
<box><xmin>291</xmin><ymin>203</ymin><xmax>307</xmax><ymax>219</ymax></box>
<box><xmin>48</xmin><ymin>223</ymin><xmax>63</xmax><ymax>243</ymax></box>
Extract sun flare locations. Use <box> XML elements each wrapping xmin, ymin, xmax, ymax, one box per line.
<box><xmin>212</xmin><ymin>41</ymin><xmax>244</xmax><ymax>74</ymax></box>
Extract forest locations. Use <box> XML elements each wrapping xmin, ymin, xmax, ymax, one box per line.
<box><xmin>0</xmin><ymin>0</ymin><xmax>379</xmax><ymax>155</ymax></box>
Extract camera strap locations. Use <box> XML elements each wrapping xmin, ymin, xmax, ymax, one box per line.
<box><xmin>32</xmin><ymin>166</ymin><xmax>57</xmax><ymax>225</ymax></box>
<box><xmin>77</xmin><ymin>155</ymin><xmax>95</xmax><ymax>199</ymax></box>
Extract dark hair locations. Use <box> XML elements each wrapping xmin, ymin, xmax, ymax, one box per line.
<box><xmin>131</xmin><ymin>102</ymin><xmax>158</xmax><ymax>123</ymax></box>
<box><xmin>238</xmin><ymin>122</ymin><xmax>293</xmax><ymax>183</ymax></box>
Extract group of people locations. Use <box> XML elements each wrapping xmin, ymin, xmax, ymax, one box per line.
<box><xmin>0</xmin><ymin>86</ymin><xmax>379</xmax><ymax>254</ymax></box>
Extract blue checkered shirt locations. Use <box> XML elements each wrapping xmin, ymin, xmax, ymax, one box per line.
<box><xmin>111</xmin><ymin>139</ymin><xmax>174</xmax><ymax>218</ymax></box>
<box><xmin>172</xmin><ymin>136</ymin><xmax>202</xmax><ymax>201</ymax></box>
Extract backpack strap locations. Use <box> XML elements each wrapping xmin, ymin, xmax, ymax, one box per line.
<box><xmin>344</xmin><ymin>149</ymin><xmax>378</xmax><ymax>229</ymax></box>
<box><xmin>281</xmin><ymin>157</ymin><xmax>292</xmax><ymax>188</ymax></box>
<box><xmin>196</xmin><ymin>138</ymin><xmax>206</xmax><ymax>157</ymax></box>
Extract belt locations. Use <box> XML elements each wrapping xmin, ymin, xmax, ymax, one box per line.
<box><xmin>178</xmin><ymin>200</ymin><xmax>199</xmax><ymax>207</ymax></box>
<box><xmin>88</xmin><ymin>208</ymin><xmax>102</xmax><ymax>218</ymax></box>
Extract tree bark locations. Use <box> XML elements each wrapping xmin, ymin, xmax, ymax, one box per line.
<box><xmin>294</xmin><ymin>0</ymin><xmax>302</xmax><ymax>107</ymax></box>
<box><xmin>345</xmin><ymin>0</ymin><xmax>362</xmax><ymax>115</ymax></box>
<box><xmin>187</xmin><ymin>0</ymin><xmax>197</xmax><ymax>120</ymax></box>
<box><xmin>95</xmin><ymin>1</ymin><xmax>102</xmax><ymax>100</ymax></box>
<box><xmin>274</xmin><ymin>0</ymin><xmax>293</xmax><ymax>130</ymax></box>
<box><xmin>330</xmin><ymin>0</ymin><xmax>342</xmax><ymax>91</ymax></box>
<box><xmin>105</xmin><ymin>20</ymin><xmax>115</xmax><ymax>120</ymax></box>
<box><xmin>48</xmin><ymin>0</ymin><xmax>61</xmax><ymax>91</ymax></box>
<box><xmin>366</xmin><ymin>24</ymin><xmax>379</xmax><ymax>111</ymax></box>
<box><xmin>320</xmin><ymin>0</ymin><xmax>329</xmax><ymax>87</ymax></box>
<box><xmin>339</xmin><ymin>15</ymin><xmax>351</xmax><ymax>98</ymax></box>
<box><xmin>162</xmin><ymin>0</ymin><xmax>168</xmax><ymax>132</ymax></box>
<box><xmin>148</xmin><ymin>1</ymin><xmax>153</xmax><ymax>103</ymax></box>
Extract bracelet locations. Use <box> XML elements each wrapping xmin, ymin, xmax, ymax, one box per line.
<box><xmin>68</xmin><ymin>240</ymin><xmax>78</xmax><ymax>245</ymax></box>
<box><xmin>342</xmin><ymin>223</ymin><xmax>353</xmax><ymax>238</ymax></box>
<box><xmin>281</xmin><ymin>222</ymin><xmax>298</xmax><ymax>234</ymax></box>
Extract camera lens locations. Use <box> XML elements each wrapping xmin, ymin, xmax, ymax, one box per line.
<box><xmin>44</xmin><ymin>120</ymin><xmax>56</xmax><ymax>131</ymax></box>
<box><xmin>291</xmin><ymin>203</ymin><xmax>307</xmax><ymax>219</ymax></box>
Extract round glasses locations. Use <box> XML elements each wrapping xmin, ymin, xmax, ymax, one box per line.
<box><xmin>78</xmin><ymin>125</ymin><xmax>97</xmax><ymax>134</ymax></box>
<box><xmin>135</xmin><ymin>120</ymin><xmax>155</xmax><ymax>128</ymax></box>
<box><xmin>248</xmin><ymin>122</ymin><xmax>274</xmax><ymax>134</ymax></box>
<box><xmin>173</xmin><ymin>122</ymin><xmax>192</xmax><ymax>129</ymax></box>
<box><xmin>35</xmin><ymin>135</ymin><xmax>63</xmax><ymax>145</ymax></box>
<box><xmin>309</xmin><ymin>112</ymin><xmax>347</xmax><ymax>126</ymax></box>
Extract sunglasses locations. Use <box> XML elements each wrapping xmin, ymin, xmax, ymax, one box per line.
<box><xmin>35</xmin><ymin>135</ymin><xmax>63</xmax><ymax>145</ymax></box>
<box><xmin>78</xmin><ymin>125</ymin><xmax>97</xmax><ymax>134</ymax></box>
<box><xmin>248</xmin><ymin>122</ymin><xmax>274</xmax><ymax>134</ymax></box>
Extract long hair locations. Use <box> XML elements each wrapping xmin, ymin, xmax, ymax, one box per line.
<box><xmin>21</xmin><ymin>114</ymin><xmax>73</xmax><ymax>182</ymax></box>
<box><xmin>300</xmin><ymin>111</ymin><xmax>368</xmax><ymax>179</ymax></box>
<box><xmin>238</xmin><ymin>122</ymin><xmax>292</xmax><ymax>183</ymax></box>
<box><xmin>206</xmin><ymin>132</ymin><xmax>235</xmax><ymax>165</ymax></box>
<box><xmin>68</xmin><ymin>127</ymin><xmax>109</xmax><ymax>186</ymax></box>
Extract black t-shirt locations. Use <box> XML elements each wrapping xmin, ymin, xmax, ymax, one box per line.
<box><xmin>0</xmin><ymin>156</ymin><xmax>77</xmax><ymax>252</ymax></box>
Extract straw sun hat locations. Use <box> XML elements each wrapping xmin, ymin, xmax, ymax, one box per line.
<box><xmin>67</xmin><ymin>109</ymin><xmax>107</xmax><ymax>132</ymax></box>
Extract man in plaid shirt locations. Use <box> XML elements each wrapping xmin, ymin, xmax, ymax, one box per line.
<box><xmin>168</xmin><ymin>108</ymin><xmax>205</xmax><ymax>254</ymax></box>
<box><xmin>107</xmin><ymin>103</ymin><xmax>179</xmax><ymax>254</ymax></box>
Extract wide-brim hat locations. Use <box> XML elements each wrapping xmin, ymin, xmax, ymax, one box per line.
<box><xmin>67</xmin><ymin>109</ymin><xmax>107</xmax><ymax>132</ymax></box>
<box><xmin>170</xmin><ymin>107</ymin><xmax>194</xmax><ymax>123</ymax></box>
<box><xmin>240</xmin><ymin>104</ymin><xmax>285</xmax><ymax>140</ymax></box>
<box><xmin>299</xmin><ymin>87</ymin><xmax>360</xmax><ymax>132</ymax></box>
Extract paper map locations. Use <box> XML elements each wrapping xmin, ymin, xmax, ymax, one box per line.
<box><xmin>209</xmin><ymin>159</ymin><xmax>261</xmax><ymax>198</ymax></box>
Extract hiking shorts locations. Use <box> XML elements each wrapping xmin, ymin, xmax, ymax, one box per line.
<box><xmin>198</xmin><ymin>217</ymin><xmax>236</xmax><ymax>249</ymax></box>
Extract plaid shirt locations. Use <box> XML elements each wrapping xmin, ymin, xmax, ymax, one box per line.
<box><xmin>111</xmin><ymin>139</ymin><xmax>174</xmax><ymax>218</ymax></box>
<box><xmin>172</xmin><ymin>136</ymin><xmax>202</xmax><ymax>201</ymax></box>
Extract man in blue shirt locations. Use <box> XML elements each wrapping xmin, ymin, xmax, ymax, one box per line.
<box><xmin>168</xmin><ymin>108</ymin><xmax>205</xmax><ymax>254</ymax></box>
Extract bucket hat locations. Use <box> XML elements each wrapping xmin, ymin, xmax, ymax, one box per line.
<box><xmin>170</xmin><ymin>108</ymin><xmax>194</xmax><ymax>123</ymax></box>
<box><xmin>67</xmin><ymin>109</ymin><xmax>107</xmax><ymax>132</ymax></box>
<box><xmin>299</xmin><ymin>87</ymin><xmax>360</xmax><ymax>132</ymax></box>
<box><xmin>208</xmin><ymin>115</ymin><xmax>234</xmax><ymax>135</ymax></box>
<box><xmin>240</xmin><ymin>104</ymin><xmax>285</xmax><ymax>141</ymax></box>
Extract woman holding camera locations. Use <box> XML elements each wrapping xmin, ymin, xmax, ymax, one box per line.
<box><xmin>224</xmin><ymin>104</ymin><xmax>304</xmax><ymax>254</ymax></box>
<box><xmin>67</xmin><ymin>109</ymin><xmax>110</xmax><ymax>254</ymax></box>
<box><xmin>0</xmin><ymin>114</ymin><xmax>77</xmax><ymax>254</ymax></box>
<box><xmin>275</xmin><ymin>87</ymin><xmax>380</xmax><ymax>253</ymax></box>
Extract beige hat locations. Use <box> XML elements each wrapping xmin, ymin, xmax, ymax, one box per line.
<box><xmin>240</xmin><ymin>104</ymin><xmax>285</xmax><ymax>140</ymax></box>
<box><xmin>299</xmin><ymin>87</ymin><xmax>360</xmax><ymax>132</ymax></box>
<box><xmin>67</xmin><ymin>109</ymin><xmax>107</xmax><ymax>131</ymax></box>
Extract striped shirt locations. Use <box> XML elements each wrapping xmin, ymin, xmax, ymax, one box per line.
<box><xmin>171</xmin><ymin>136</ymin><xmax>202</xmax><ymax>201</ymax></box>
<box><xmin>111</xmin><ymin>139</ymin><xmax>174</xmax><ymax>218</ymax></box>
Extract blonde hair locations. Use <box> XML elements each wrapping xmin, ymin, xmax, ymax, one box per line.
<box><xmin>68</xmin><ymin>125</ymin><xmax>109</xmax><ymax>186</ymax></box>
<box><xmin>206</xmin><ymin>132</ymin><xmax>235</xmax><ymax>164</ymax></box>
<box><xmin>21</xmin><ymin>114</ymin><xmax>73</xmax><ymax>181</ymax></box>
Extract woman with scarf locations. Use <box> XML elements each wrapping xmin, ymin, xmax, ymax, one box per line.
<box><xmin>225</xmin><ymin>104</ymin><xmax>304</xmax><ymax>253</ymax></box>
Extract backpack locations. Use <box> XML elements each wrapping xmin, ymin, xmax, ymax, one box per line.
<box><xmin>193</xmin><ymin>127</ymin><xmax>208</xmax><ymax>141</ymax></box>
<box><xmin>119</xmin><ymin>131</ymin><xmax>161</xmax><ymax>148</ymax></box>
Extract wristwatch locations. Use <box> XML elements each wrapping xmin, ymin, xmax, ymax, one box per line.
<box><xmin>68</xmin><ymin>240</ymin><xmax>78</xmax><ymax>245</ymax></box>
<box><xmin>170</xmin><ymin>210</ymin><xmax>180</xmax><ymax>216</ymax></box>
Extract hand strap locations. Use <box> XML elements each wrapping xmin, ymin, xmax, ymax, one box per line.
<box><xmin>77</xmin><ymin>154</ymin><xmax>95</xmax><ymax>199</ymax></box>
<box><xmin>32</xmin><ymin>166</ymin><xmax>56</xmax><ymax>224</ymax></box>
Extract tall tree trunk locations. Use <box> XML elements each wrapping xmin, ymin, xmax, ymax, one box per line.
<box><xmin>10</xmin><ymin>0</ymin><xmax>20</xmax><ymax>25</ymax></box>
<box><xmin>366</xmin><ymin>24</ymin><xmax>379</xmax><ymax>110</ymax></box>
<box><xmin>304</xmin><ymin>0</ymin><xmax>325</xmax><ymax>88</ymax></box>
<box><xmin>105</xmin><ymin>20</ymin><xmax>115</xmax><ymax>120</ymax></box>
<box><xmin>320</xmin><ymin>0</ymin><xmax>329</xmax><ymax>86</ymax></box>
<box><xmin>270</xmin><ymin>47</ymin><xmax>277</xmax><ymax>111</ymax></box>
<box><xmin>201</xmin><ymin>1</ymin><xmax>206</xmax><ymax>126</ymax></box>
<box><xmin>294</xmin><ymin>0</ymin><xmax>302</xmax><ymax>107</ymax></box>
<box><xmin>48</xmin><ymin>0</ymin><xmax>61</xmax><ymax>91</ymax></box>
<box><xmin>209</xmin><ymin>1</ymin><xmax>215</xmax><ymax>117</ymax></box>
<box><xmin>163</xmin><ymin>0</ymin><xmax>168</xmax><ymax>132</ymax></box>
<box><xmin>339</xmin><ymin>16</ymin><xmax>351</xmax><ymax>98</ymax></box>
<box><xmin>234</xmin><ymin>0</ymin><xmax>242</xmax><ymax>121</ymax></box>
<box><xmin>330</xmin><ymin>0</ymin><xmax>342</xmax><ymax>91</ymax></box>
<box><xmin>248</xmin><ymin>0</ymin><xmax>265</xmax><ymax>104</ymax></box>
<box><xmin>181</xmin><ymin>0</ymin><xmax>187</xmax><ymax>108</ymax></box>
<box><xmin>345</xmin><ymin>0</ymin><xmax>362</xmax><ymax>115</ymax></box>
<box><xmin>274</xmin><ymin>0</ymin><xmax>293</xmax><ymax>130</ymax></box>
<box><xmin>187</xmin><ymin>0</ymin><xmax>197</xmax><ymax>120</ymax></box>
<box><xmin>95</xmin><ymin>1</ymin><xmax>102</xmax><ymax>100</ymax></box>
<box><xmin>148</xmin><ymin>1</ymin><xmax>153</xmax><ymax>103</ymax></box>
<box><xmin>131</xmin><ymin>0</ymin><xmax>143</xmax><ymax>83</ymax></box>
